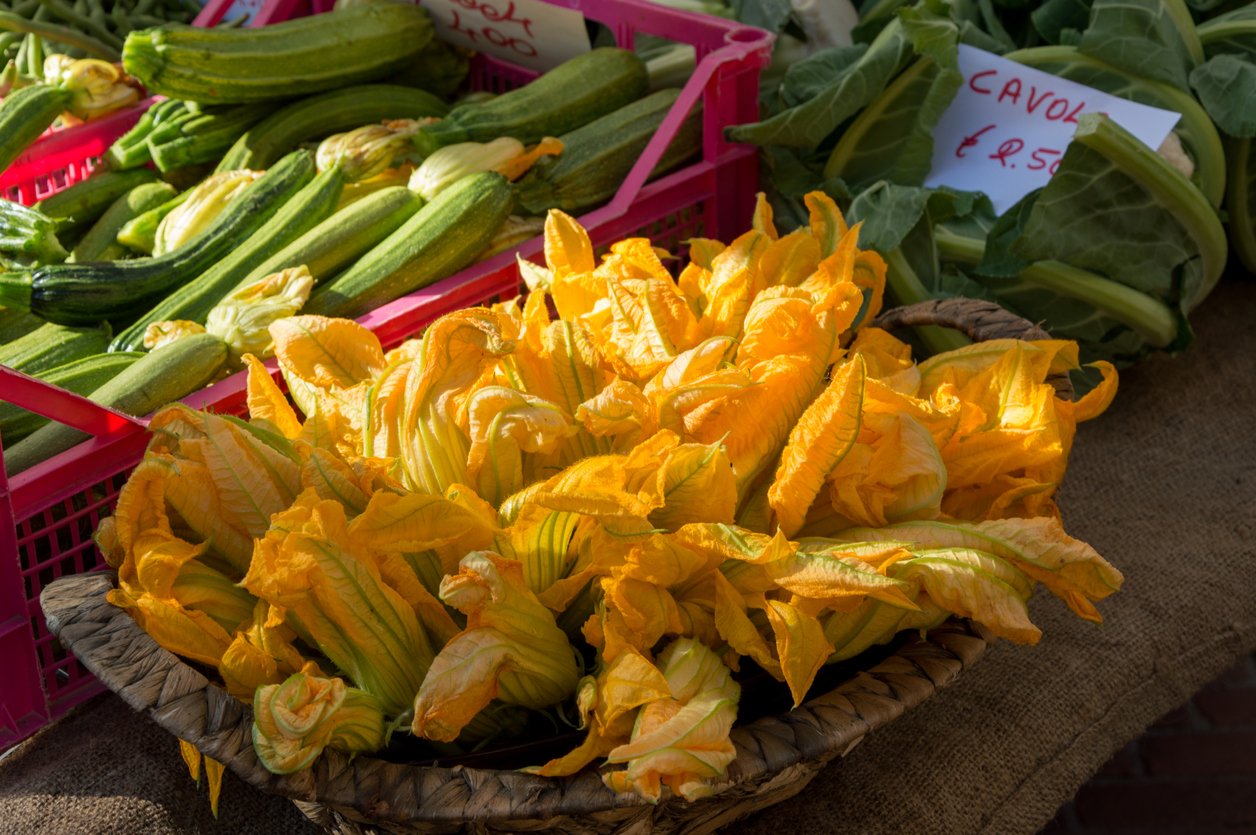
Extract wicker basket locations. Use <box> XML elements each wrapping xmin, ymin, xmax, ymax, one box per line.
<box><xmin>39</xmin><ymin>299</ymin><xmax>1059</xmax><ymax>834</ymax></box>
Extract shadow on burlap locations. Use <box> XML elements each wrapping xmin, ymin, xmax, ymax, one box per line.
<box><xmin>1</xmin><ymin>282</ymin><xmax>1253</xmax><ymax>835</ymax></box>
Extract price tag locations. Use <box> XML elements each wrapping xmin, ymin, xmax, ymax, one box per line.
<box><xmin>418</xmin><ymin>0</ymin><xmax>591</xmax><ymax>73</ymax></box>
<box><xmin>923</xmin><ymin>45</ymin><xmax>1182</xmax><ymax>215</ymax></box>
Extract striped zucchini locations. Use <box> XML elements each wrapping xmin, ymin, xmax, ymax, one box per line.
<box><xmin>33</xmin><ymin>169</ymin><xmax>161</xmax><ymax>237</ymax></box>
<box><xmin>111</xmin><ymin>166</ymin><xmax>346</xmax><ymax>352</ymax></box>
<box><xmin>104</xmin><ymin>98</ymin><xmax>187</xmax><ymax>170</ymax></box>
<box><xmin>413</xmin><ymin>49</ymin><xmax>649</xmax><ymax>155</ymax></box>
<box><xmin>217</xmin><ymin>84</ymin><xmax>449</xmax><ymax>172</ymax></box>
<box><xmin>4</xmin><ymin>333</ymin><xmax>229</xmax><ymax>476</ymax></box>
<box><xmin>122</xmin><ymin>5</ymin><xmax>435</xmax><ymax>104</ymax></box>
<box><xmin>305</xmin><ymin>172</ymin><xmax>512</xmax><ymax>319</ymax></box>
<box><xmin>69</xmin><ymin>181</ymin><xmax>179</xmax><ymax>263</ymax></box>
<box><xmin>515</xmin><ymin>89</ymin><xmax>701</xmax><ymax>215</ymax></box>
<box><xmin>0</xmin><ymin>84</ymin><xmax>71</xmax><ymax>173</ymax></box>
<box><xmin>232</xmin><ymin>185</ymin><xmax>425</xmax><ymax>292</ymax></box>
<box><xmin>1</xmin><ymin>151</ymin><xmax>316</xmax><ymax>326</ymax></box>
<box><xmin>0</xmin><ymin>321</ymin><xmax>111</xmax><ymax>374</ymax></box>
<box><xmin>148</xmin><ymin>102</ymin><xmax>272</xmax><ymax>172</ymax></box>
<box><xmin>0</xmin><ymin>352</ymin><xmax>143</xmax><ymax>445</ymax></box>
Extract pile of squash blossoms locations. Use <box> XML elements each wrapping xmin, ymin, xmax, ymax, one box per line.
<box><xmin>96</xmin><ymin>194</ymin><xmax>1122</xmax><ymax>805</ymax></box>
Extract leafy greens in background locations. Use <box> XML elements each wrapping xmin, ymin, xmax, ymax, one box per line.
<box><xmin>727</xmin><ymin>0</ymin><xmax>1256</xmax><ymax>371</ymax></box>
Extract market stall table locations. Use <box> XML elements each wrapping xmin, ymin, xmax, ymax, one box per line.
<box><xmin>0</xmin><ymin>279</ymin><xmax>1253</xmax><ymax>835</ymax></box>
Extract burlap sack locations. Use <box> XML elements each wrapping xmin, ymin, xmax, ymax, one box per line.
<box><xmin>1</xmin><ymin>281</ymin><xmax>1253</xmax><ymax>835</ymax></box>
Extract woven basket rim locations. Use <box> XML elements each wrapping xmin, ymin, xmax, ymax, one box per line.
<box><xmin>43</xmin><ymin>573</ymin><xmax>988</xmax><ymax>825</ymax></box>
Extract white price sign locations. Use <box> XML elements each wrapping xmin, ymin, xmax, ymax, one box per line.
<box><xmin>418</xmin><ymin>0</ymin><xmax>591</xmax><ymax>73</ymax></box>
<box><xmin>923</xmin><ymin>45</ymin><xmax>1182</xmax><ymax>215</ymax></box>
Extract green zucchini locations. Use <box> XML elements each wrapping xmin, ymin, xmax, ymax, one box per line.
<box><xmin>4</xmin><ymin>333</ymin><xmax>229</xmax><ymax>476</ymax></box>
<box><xmin>147</xmin><ymin>102</ymin><xmax>271</xmax><ymax>172</ymax></box>
<box><xmin>0</xmin><ymin>351</ymin><xmax>143</xmax><ymax>445</ymax></box>
<box><xmin>216</xmin><ymin>84</ymin><xmax>448</xmax><ymax>173</ymax></box>
<box><xmin>0</xmin><ymin>200</ymin><xmax>67</xmax><ymax>262</ymax></box>
<box><xmin>116</xmin><ymin>187</ymin><xmax>194</xmax><ymax>254</ymax></box>
<box><xmin>69</xmin><ymin>181</ymin><xmax>178</xmax><ymax>263</ymax></box>
<box><xmin>0</xmin><ymin>306</ymin><xmax>44</xmax><ymax>343</ymax></box>
<box><xmin>515</xmin><ymin>88</ymin><xmax>701</xmax><ymax>215</ymax></box>
<box><xmin>232</xmin><ymin>185</ymin><xmax>425</xmax><ymax>293</ymax></box>
<box><xmin>304</xmin><ymin>172</ymin><xmax>512</xmax><ymax>320</ymax></box>
<box><xmin>413</xmin><ymin>49</ymin><xmax>649</xmax><ymax>156</ymax></box>
<box><xmin>0</xmin><ymin>150</ymin><xmax>316</xmax><ymax>326</ymax></box>
<box><xmin>0</xmin><ymin>321</ymin><xmax>111</xmax><ymax>374</ymax></box>
<box><xmin>122</xmin><ymin>4</ymin><xmax>435</xmax><ymax>104</ymax></box>
<box><xmin>0</xmin><ymin>84</ymin><xmax>71</xmax><ymax>173</ymax></box>
<box><xmin>104</xmin><ymin>98</ymin><xmax>186</xmax><ymax>170</ymax></box>
<box><xmin>111</xmin><ymin>166</ymin><xmax>346</xmax><ymax>352</ymax></box>
<box><xmin>32</xmin><ymin>169</ymin><xmax>160</xmax><ymax>237</ymax></box>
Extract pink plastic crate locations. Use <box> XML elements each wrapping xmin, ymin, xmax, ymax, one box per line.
<box><xmin>0</xmin><ymin>0</ymin><xmax>274</xmax><ymax>205</ymax></box>
<box><xmin>0</xmin><ymin>0</ymin><xmax>771</xmax><ymax>749</ymax></box>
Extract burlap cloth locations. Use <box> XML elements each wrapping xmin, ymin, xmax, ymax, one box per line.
<box><xmin>1</xmin><ymin>280</ymin><xmax>1253</xmax><ymax>835</ymax></box>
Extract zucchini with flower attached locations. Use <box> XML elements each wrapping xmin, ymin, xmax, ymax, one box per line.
<box><xmin>412</xmin><ymin>48</ymin><xmax>649</xmax><ymax>155</ymax></box>
<box><xmin>216</xmin><ymin>84</ymin><xmax>448</xmax><ymax>172</ymax></box>
<box><xmin>0</xmin><ymin>151</ymin><xmax>316</xmax><ymax>326</ymax></box>
<box><xmin>70</xmin><ymin>181</ymin><xmax>179</xmax><ymax>263</ymax></box>
<box><xmin>304</xmin><ymin>171</ymin><xmax>513</xmax><ymax>320</ymax></box>
<box><xmin>0</xmin><ymin>58</ymin><xmax>140</xmax><ymax>172</ymax></box>
<box><xmin>111</xmin><ymin>166</ymin><xmax>346</xmax><ymax>351</ymax></box>
<box><xmin>121</xmin><ymin>4</ymin><xmax>435</xmax><ymax>104</ymax></box>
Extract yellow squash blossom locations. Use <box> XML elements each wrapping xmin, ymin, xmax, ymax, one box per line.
<box><xmin>252</xmin><ymin>670</ymin><xmax>385</xmax><ymax>774</ymax></box>
<box><xmin>243</xmin><ymin>490</ymin><xmax>434</xmax><ymax>715</ymax></box>
<box><xmin>603</xmin><ymin>638</ymin><xmax>740</xmax><ymax>802</ymax></box>
<box><xmin>412</xmin><ymin>552</ymin><xmax>579</xmax><ymax>742</ymax></box>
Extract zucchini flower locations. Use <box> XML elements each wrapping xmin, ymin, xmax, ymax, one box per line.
<box><xmin>316</xmin><ymin>119</ymin><xmax>429</xmax><ymax>182</ymax></box>
<box><xmin>411</xmin><ymin>552</ymin><xmax>580</xmax><ymax>742</ymax></box>
<box><xmin>243</xmin><ymin>489</ymin><xmax>435</xmax><ymax>715</ymax></box>
<box><xmin>252</xmin><ymin>670</ymin><xmax>386</xmax><ymax>775</ymax></box>
<box><xmin>143</xmin><ymin>320</ymin><xmax>206</xmax><ymax>351</ymax></box>
<box><xmin>46</xmin><ymin>58</ymin><xmax>141</xmax><ymax>122</ymax></box>
<box><xmin>408</xmin><ymin>136</ymin><xmax>562</xmax><ymax>201</ymax></box>
<box><xmin>154</xmin><ymin>170</ymin><xmax>262</xmax><ymax>257</ymax></box>
<box><xmin>465</xmin><ymin>385</ymin><xmax>578</xmax><ymax>508</ymax></box>
<box><xmin>206</xmin><ymin>266</ymin><xmax>314</xmax><ymax>363</ymax></box>
<box><xmin>603</xmin><ymin>637</ymin><xmax>740</xmax><ymax>802</ymax></box>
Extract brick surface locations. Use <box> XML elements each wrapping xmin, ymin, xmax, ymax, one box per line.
<box><xmin>1141</xmin><ymin>733</ymin><xmax>1256</xmax><ymax>777</ymax></box>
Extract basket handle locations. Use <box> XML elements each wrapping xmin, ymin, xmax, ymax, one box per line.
<box><xmin>871</xmin><ymin>299</ymin><xmax>1074</xmax><ymax>400</ymax></box>
<box><xmin>0</xmin><ymin>365</ymin><xmax>146</xmax><ymax>438</ymax></box>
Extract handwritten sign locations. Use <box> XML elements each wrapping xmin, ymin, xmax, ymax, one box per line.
<box><xmin>923</xmin><ymin>45</ymin><xmax>1181</xmax><ymax>214</ymax></box>
<box><xmin>418</xmin><ymin>0</ymin><xmax>591</xmax><ymax>73</ymax></box>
